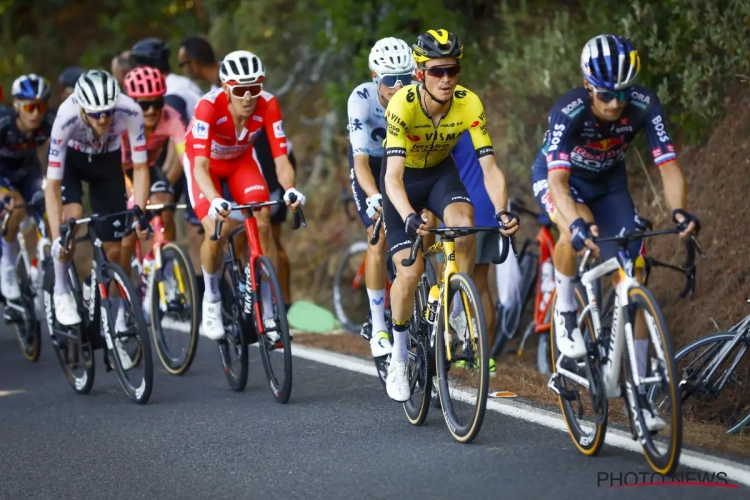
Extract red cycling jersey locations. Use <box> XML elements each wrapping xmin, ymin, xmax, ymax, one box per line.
<box><xmin>184</xmin><ymin>88</ymin><xmax>289</xmax><ymax>221</ymax></box>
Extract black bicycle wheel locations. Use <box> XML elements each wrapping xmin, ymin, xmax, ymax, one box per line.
<box><xmin>404</xmin><ymin>261</ymin><xmax>435</xmax><ymax>425</ymax></box>
<box><xmin>549</xmin><ymin>286</ymin><xmax>608</xmax><ymax>456</ymax></box>
<box><xmin>435</xmin><ymin>272</ymin><xmax>489</xmax><ymax>443</ymax></box>
<box><xmin>218</xmin><ymin>265</ymin><xmax>249</xmax><ymax>392</ymax></box>
<box><xmin>150</xmin><ymin>242</ymin><xmax>199</xmax><ymax>375</ymax></box>
<box><xmin>42</xmin><ymin>257</ymin><xmax>95</xmax><ymax>395</ymax></box>
<box><xmin>12</xmin><ymin>255</ymin><xmax>41</xmax><ymax>362</ymax></box>
<box><xmin>492</xmin><ymin>248</ymin><xmax>538</xmax><ymax>358</ymax></box>
<box><xmin>332</xmin><ymin>240</ymin><xmax>369</xmax><ymax>334</ymax></box>
<box><xmin>100</xmin><ymin>262</ymin><xmax>154</xmax><ymax>404</ymax></box>
<box><xmin>623</xmin><ymin>286</ymin><xmax>681</xmax><ymax>475</ymax></box>
<box><xmin>255</xmin><ymin>256</ymin><xmax>293</xmax><ymax>403</ymax></box>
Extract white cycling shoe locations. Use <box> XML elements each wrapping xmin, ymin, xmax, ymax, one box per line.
<box><xmin>54</xmin><ymin>292</ymin><xmax>82</xmax><ymax>326</ymax></box>
<box><xmin>201</xmin><ymin>299</ymin><xmax>225</xmax><ymax>340</ymax></box>
<box><xmin>370</xmin><ymin>331</ymin><xmax>392</xmax><ymax>357</ymax></box>
<box><xmin>386</xmin><ymin>358</ymin><xmax>410</xmax><ymax>402</ymax></box>
<box><xmin>554</xmin><ymin>309</ymin><xmax>587</xmax><ymax>359</ymax></box>
<box><xmin>0</xmin><ymin>263</ymin><xmax>20</xmax><ymax>300</ymax></box>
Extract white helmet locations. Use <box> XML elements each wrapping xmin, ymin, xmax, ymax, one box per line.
<box><xmin>74</xmin><ymin>70</ymin><xmax>119</xmax><ymax>112</ymax></box>
<box><xmin>219</xmin><ymin>50</ymin><xmax>265</xmax><ymax>84</ymax></box>
<box><xmin>368</xmin><ymin>38</ymin><xmax>415</xmax><ymax>76</ymax></box>
<box><xmin>11</xmin><ymin>74</ymin><xmax>51</xmax><ymax>100</ymax></box>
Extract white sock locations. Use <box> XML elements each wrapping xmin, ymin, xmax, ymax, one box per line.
<box><xmin>636</xmin><ymin>339</ymin><xmax>649</xmax><ymax>395</ymax></box>
<box><xmin>202</xmin><ymin>267</ymin><xmax>220</xmax><ymax>303</ymax></box>
<box><xmin>53</xmin><ymin>258</ymin><xmax>70</xmax><ymax>294</ymax></box>
<box><xmin>367</xmin><ymin>288</ymin><xmax>387</xmax><ymax>333</ymax></box>
<box><xmin>392</xmin><ymin>329</ymin><xmax>408</xmax><ymax>362</ymax></box>
<box><xmin>261</xmin><ymin>279</ymin><xmax>273</xmax><ymax>320</ymax></box>
<box><xmin>0</xmin><ymin>238</ymin><xmax>18</xmax><ymax>267</ymax></box>
<box><xmin>554</xmin><ymin>271</ymin><xmax>577</xmax><ymax>312</ymax></box>
<box><xmin>109</xmin><ymin>296</ymin><xmax>123</xmax><ymax>318</ymax></box>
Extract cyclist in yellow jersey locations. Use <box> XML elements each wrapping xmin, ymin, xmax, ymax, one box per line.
<box><xmin>381</xmin><ymin>29</ymin><xmax>519</xmax><ymax>402</ymax></box>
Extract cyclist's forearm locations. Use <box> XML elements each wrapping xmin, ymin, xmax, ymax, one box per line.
<box><xmin>44</xmin><ymin>181</ymin><xmax>63</xmax><ymax>241</ymax></box>
<box><xmin>132</xmin><ymin>162</ymin><xmax>150</xmax><ymax>210</ymax></box>
<box><xmin>273</xmin><ymin>155</ymin><xmax>296</xmax><ymax>189</ymax></box>
<box><xmin>659</xmin><ymin>161</ymin><xmax>688</xmax><ymax>211</ymax></box>
<box><xmin>353</xmin><ymin>155</ymin><xmax>379</xmax><ymax>198</ymax></box>
<box><xmin>479</xmin><ymin>156</ymin><xmax>507</xmax><ymax>212</ymax></box>
<box><xmin>193</xmin><ymin>156</ymin><xmax>220</xmax><ymax>201</ymax></box>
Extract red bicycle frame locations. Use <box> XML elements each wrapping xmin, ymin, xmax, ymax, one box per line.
<box><xmin>533</xmin><ymin>225</ymin><xmax>556</xmax><ymax>333</ymax></box>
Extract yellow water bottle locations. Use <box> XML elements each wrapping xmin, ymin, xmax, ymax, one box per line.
<box><xmin>426</xmin><ymin>285</ymin><xmax>440</xmax><ymax>324</ymax></box>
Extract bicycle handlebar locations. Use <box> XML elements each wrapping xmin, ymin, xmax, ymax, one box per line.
<box><xmin>59</xmin><ymin>206</ymin><xmax>148</xmax><ymax>250</ymax></box>
<box><xmin>211</xmin><ymin>193</ymin><xmax>307</xmax><ymax>242</ymax></box>
<box><xmin>400</xmin><ymin>226</ymin><xmax>517</xmax><ymax>267</ymax></box>
<box><xmin>1</xmin><ymin>192</ymin><xmax>47</xmax><ymax>237</ymax></box>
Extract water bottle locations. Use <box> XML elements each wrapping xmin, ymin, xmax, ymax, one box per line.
<box><xmin>82</xmin><ymin>276</ymin><xmax>92</xmax><ymax>308</ymax></box>
<box><xmin>539</xmin><ymin>258</ymin><xmax>555</xmax><ymax>312</ymax></box>
<box><xmin>426</xmin><ymin>285</ymin><xmax>440</xmax><ymax>324</ymax></box>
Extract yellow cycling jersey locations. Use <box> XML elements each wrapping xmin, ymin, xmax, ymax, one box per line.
<box><xmin>384</xmin><ymin>83</ymin><xmax>493</xmax><ymax>168</ymax></box>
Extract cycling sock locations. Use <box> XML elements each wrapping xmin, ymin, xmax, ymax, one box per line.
<box><xmin>202</xmin><ymin>267</ymin><xmax>220</xmax><ymax>303</ymax></box>
<box><xmin>635</xmin><ymin>339</ymin><xmax>649</xmax><ymax>395</ymax></box>
<box><xmin>0</xmin><ymin>238</ymin><xmax>18</xmax><ymax>267</ymax></box>
<box><xmin>367</xmin><ymin>288</ymin><xmax>387</xmax><ymax>333</ymax></box>
<box><xmin>261</xmin><ymin>280</ymin><xmax>273</xmax><ymax>319</ymax></box>
<box><xmin>53</xmin><ymin>258</ymin><xmax>70</xmax><ymax>294</ymax></box>
<box><xmin>554</xmin><ymin>271</ymin><xmax>577</xmax><ymax>312</ymax></box>
<box><xmin>109</xmin><ymin>296</ymin><xmax>123</xmax><ymax>319</ymax></box>
<box><xmin>391</xmin><ymin>318</ymin><xmax>410</xmax><ymax>362</ymax></box>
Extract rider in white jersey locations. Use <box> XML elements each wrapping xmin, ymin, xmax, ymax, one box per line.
<box><xmin>346</xmin><ymin>37</ymin><xmax>415</xmax><ymax>358</ymax></box>
<box><xmin>45</xmin><ymin>70</ymin><xmax>150</xmax><ymax>333</ymax></box>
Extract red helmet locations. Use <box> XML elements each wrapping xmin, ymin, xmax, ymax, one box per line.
<box><xmin>124</xmin><ymin>67</ymin><xmax>166</xmax><ymax>98</ymax></box>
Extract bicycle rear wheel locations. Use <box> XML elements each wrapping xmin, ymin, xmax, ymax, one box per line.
<box><xmin>151</xmin><ymin>242</ymin><xmax>199</xmax><ymax>375</ymax></box>
<box><xmin>102</xmin><ymin>263</ymin><xmax>154</xmax><ymax>404</ymax></box>
<box><xmin>255</xmin><ymin>256</ymin><xmax>293</xmax><ymax>404</ymax></box>
<box><xmin>218</xmin><ymin>268</ymin><xmax>249</xmax><ymax>392</ymax></box>
<box><xmin>332</xmin><ymin>240</ymin><xmax>369</xmax><ymax>334</ymax></box>
<box><xmin>435</xmin><ymin>272</ymin><xmax>489</xmax><ymax>443</ymax></box>
<box><xmin>549</xmin><ymin>286</ymin><xmax>608</xmax><ymax>456</ymax></box>
<box><xmin>624</xmin><ymin>286</ymin><xmax>681</xmax><ymax>475</ymax></box>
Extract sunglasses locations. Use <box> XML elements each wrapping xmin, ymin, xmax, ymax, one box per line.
<box><xmin>422</xmin><ymin>65</ymin><xmax>461</xmax><ymax>79</ymax></box>
<box><xmin>86</xmin><ymin>109</ymin><xmax>115</xmax><ymax>119</ymax></box>
<box><xmin>226</xmin><ymin>83</ymin><xmax>263</xmax><ymax>99</ymax></box>
<box><xmin>137</xmin><ymin>98</ymin><xmax>165</xmax><ymax>111</ymax></box>
<box><xmin>19</xmin><ymin>102</ymin><xmax>47</xmax><ymax>113</ymax></box>
<box><xmin>590</xmin><ymin>86</ymin><xmax>632</xmax><ymax>103</ymax></box>
<box><xmin>380</xmin><ymin>73</ymin><xmax>412</xmax><ymax>88</ymax></box>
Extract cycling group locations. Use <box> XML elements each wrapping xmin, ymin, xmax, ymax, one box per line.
<box><xmin>0</xmin><ymin>37</ymin><xmax>305</xmax><ymax>402</ymax></box>
<box><xmin>347</xmin><ymin>30</ymin><xmax>701</xmax><ymax>469</ymax></box>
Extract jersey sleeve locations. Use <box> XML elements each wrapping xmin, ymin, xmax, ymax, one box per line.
<box><xmin>46</xmin><ymin>111</ymin><xmax>74</xmax><ymax>180</ymax></box>
<box><xmin>384</xmin><ymin>90</ymin><xmax>408</xmax><ymax>158</ymax></box>
<box><xmin>120</xmin><ymin>132</ymin><xmax>132</xmax><ymax>167</ymax></box>
<box><xmin>262</xmin><ymin>96</ymin><xmax>288</xmax><ymax>159</ymax></box>
<box><xmin>464</xmin><ymin>92</ymin><xmax>493</xmax><ymax>159</ymax></box>
<box><xmin>167</xmin><ymin>111</ymin><xmax>187</xmax><ymax>156</ymax></box>
<box><xmin>542</xmin><ymin>108</ymin><xmax>576</xmax><ymax>172</ymax></box>
<box><xmin>643</xmin><ymin>95</ymin><xmax>677</xmax><ymax>166</ymax></box>
<box><xmin>346</xmin><ymin>89</ymin><xmax>371</xmax><ymax>157</ymax></box>
<box><xmin>164</xmin><ymin>95</ymin><xmax>189</xmax><ymax>125</ymax></box>
<box><xmin>187</xmin><ymin>99</ymin><xmax>215</xmax><ymax>157</ymax></box>
<box><xmin>127</xmin><ymin>106</ymin><xmax>148</xmax><ymax>164</ymax></box>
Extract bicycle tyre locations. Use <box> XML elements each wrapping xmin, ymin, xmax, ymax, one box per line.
<box><xmin>151</xmin><ymin>242</ymin><xmax>200</xmax><ymax>376</ymax></box>
<box><xmin>492</xmin><ymin>249</ymin><xmax>537</xmax><ymax>358</ymax></box>
<box><xmin>102</xmin><ymin>262</ymin><xmax>154</xmax><ymax>404</ymax></box>
<box><xmin>435</xmin><ymin>272</ymin><xmax>489</xmax><ymax>443</ymax></box>
<box><xmin>42</xmin><ymin>257</ymin><xmax>95</xmax><ymax>395</ymax></box>
<box><xmin>218</xmin><ymin>268</ymin><xmax>249</xmax><ymax>392</ymax></box>
<box><xmin>13</xmin><ymin>253</ymin><xmax>41</xmax><ymax>362</ymax></box>
<box><xmin>332</xmin><ymin>240</ymin><xmax>369</xmax><ymax>334</ymax></box>
<box><xmin>255</xmin><ymin>256</ymin><xmax>293</xmax><ymax>404</ymax></box>
<box><xmin>549</xmin><ymin>286</ymin><xmax>608</xmax><ymax>456</ymax></box>
<box><xmin>623</xmin><ymin>286</ymin><xmax>681</xmax><ymax>474</ymax></box>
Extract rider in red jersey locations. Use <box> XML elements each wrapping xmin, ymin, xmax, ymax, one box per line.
<box><xmin>184</xmin><ymin>50</ymin><xmax>305</xmax><ymax>340</ymax></box>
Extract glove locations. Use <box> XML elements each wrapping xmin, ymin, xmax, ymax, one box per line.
<box><xmin>495</xmin><ymin>210</ymin><xmax>519</xmax><ymax>228</ymax></box>
<box><xmin>209</xmin><ymin>197</ymin><xmax>230</xmax><ymax>220</ymax></box>
<box><xmin>672</xmin><ymin>209</ymin><xmax>701</xmax><ymax>234</ymax></box>
<box><xmin>284</xmin><ymin>187</ymin><xmax>306</xmax><ymax>206</ymax></box>
<box><xmin>51</xmin><ymin>236</ymin><xmax>66</xmax><ymax>260</ymax></box>
<box><xmin>365</xmin><ymin>194</ymin><xmax>382</xmax><ymax>219</ymax></box>
<box><xmin>404</xmin><ymin>212</ymin><xmax>424</xmax><ymax>238</ymax></box>
<box><xmin>570</xmin><ymin>217</ymin><xmax>592</xmax><ymax>252</ymax></box>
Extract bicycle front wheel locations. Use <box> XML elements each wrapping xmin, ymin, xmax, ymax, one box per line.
<box><xmin>404</xmin><ymin>259</ymin><xmax>435</xmax><ymax>425</ymax></box>
<box><xmin>625</xmin><ymin>286</ymin><xmax>681</xmax><ymax>475</ymax></box>
<box><xmin>435</xmin><ymin>272</ymin><xmax>489</xmax><ymax>443</ymax></box>
<box><xmin>255</xmin><ymin>256</ymin><xmax>293</xmax><ymax>403</ymax></box>
<box><xmin>151</xmin><ymin>242</ymin><xmax>199</xmax><ymax>375</ymax></box>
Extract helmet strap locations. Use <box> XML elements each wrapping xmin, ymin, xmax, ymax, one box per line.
<box><xmin>423</xmin><ymin>85</ymin><xmax>449</xmax><ymax>106</ymax></box>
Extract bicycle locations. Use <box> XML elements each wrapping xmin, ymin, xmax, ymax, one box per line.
<box><xmin>401</xmin><ymin>226</ymin><xmax>513</xmax><ymax>443</ymax></box>
<box><xmin>131</xmin><ymin>202</ymin><xmax>199</xmax><ymax>376</ymax></box>
<box><xmin>332</xmin><ymin>189</ymin><xmax>392</xmax><ymax>334</ymax></box>
<box><xmin>210</xmin><ymin>194</ymin><xmax>305</xmax><ymax>403</ymax></box>
<box><xmin>0</xmin><ymin>190</ymin><xmax>49</xmax><ymax>362</ymax></box>
<box><xmin>42</xmin><ymin>208</ymin><xmax>154</xmax><ymax>404</ymax></box>
<box><xmin>649</xmin><ymin>302</ymin><xmax>750</xmax><ymax>435</ymax></box>
<box><xmin>548</xmin><ymin>227</ymin><xmax>704</xmax><ymax>474</ymax></box>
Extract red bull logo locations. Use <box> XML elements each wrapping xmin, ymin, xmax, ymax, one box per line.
<box><xmin>585</xmin><ymin>137</ymin><xmax>625</xmax><ymax>152</ymax></box>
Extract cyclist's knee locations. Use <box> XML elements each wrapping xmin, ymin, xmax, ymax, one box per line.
<box><xmin>256</xmin><ymin>210</ymin><xmax>272</xmax><ymax>237</ymax></box>
<box><xmin>103</xmin><ymin>242</ymin><xmax>121</xmax><ymax>263</ymax></box>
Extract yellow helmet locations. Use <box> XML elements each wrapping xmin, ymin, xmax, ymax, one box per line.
<box><xmin>412</xmin><ymin>29</ymin><xmax>463</xmax><ymax>64</ymax></box>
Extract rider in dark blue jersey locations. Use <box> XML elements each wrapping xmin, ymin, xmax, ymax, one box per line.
<box><xmin>531</xmin><ymin>34</ymin><xmax>700</xmax><ymax>431</ymax></box>
<box><xmin>0</xmin><ymin>74</ymin><xmax>54</xmax><ymax>301</ymax></box>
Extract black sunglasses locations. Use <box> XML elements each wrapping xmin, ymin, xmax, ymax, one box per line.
<box><xmin>137</xmin><ymin>98</ymin><xmax>165</xmax><ymax>111</ymax></box>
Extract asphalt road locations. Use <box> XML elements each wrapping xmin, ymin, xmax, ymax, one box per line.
<box><xmin>1</xmin><ymin>324</ymin><xmax>748</xmax><ymax>500</ymax></box>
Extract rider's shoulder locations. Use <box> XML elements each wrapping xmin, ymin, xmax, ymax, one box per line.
<box><xmin>348</xmin><ymin>81</ymin><xmax>378</xmax><ymax>102</ymax></box>
<box><xmin>0</xmin><ymin>107</ymin><xmax>13</xmax><ymax>130</ymax></box>
<box><xmin>390</xmin><ymin>83</ymin><xmax>419</xmax><ymax>108</ymax></box>
<box><xmin>114</xmin><ymin>94</ymin><xmax>141</xmax><ymax>118</ymax></box>
<box><xmin>626</xmin><ymin>84</ymin><xmax>660</xmax><ymax>112</ymax></box>
<box><xmin>549</xmin><ymin>87</ymin><xmax>589</xmax><ymax>122</ymax></box>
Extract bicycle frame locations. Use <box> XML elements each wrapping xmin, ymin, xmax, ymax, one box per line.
<box><xmin>690</xmin><ymin>317</ymin><xmax>750</xmax><ymax>393</ymax></box>
<box><xmin>533</xmin><ymin>225</ymin><xmax>556</xmax><ymax>332</ymax></box>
